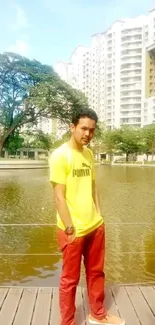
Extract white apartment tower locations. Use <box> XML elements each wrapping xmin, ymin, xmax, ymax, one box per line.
<box><xmin>55</xmin><ymin>8</ymin><xmax>155</xmax><ymax>129</ymax></box>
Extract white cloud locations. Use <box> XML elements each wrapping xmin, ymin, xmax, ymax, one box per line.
<box><xmin>12</xmin><ymin>6</ymin><xmax>28</xmax><ymax>30</ymax></box>
<box><xmin>8</xmin><ymin>40</ymin><xmax>29</xmax><ymax>55</ymax></box>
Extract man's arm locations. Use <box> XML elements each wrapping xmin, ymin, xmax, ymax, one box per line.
<box><xmin>49</xmin><ymin>151</ymin><xmax>73</xmax><ymax>228</ymax></box>
<box><xmin>52</xmin><ymin>182</ymin><xmax>73</xmax><ymax>229</ymax></box>
<box><xmin>92</xmin><ymin>180</ymin><xmax>101</xmax><ymax>215</ymax></box>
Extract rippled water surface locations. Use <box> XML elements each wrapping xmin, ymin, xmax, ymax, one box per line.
<box><xmin>0</xmin><ymin>166</ymin><xmax>155</xmax><ymax>286</ymax></box>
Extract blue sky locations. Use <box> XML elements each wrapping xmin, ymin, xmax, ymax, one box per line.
<box><xmin>0</xmin><ymin>0</ymin><xmax>154</xmax><ymax>67</ymax></box>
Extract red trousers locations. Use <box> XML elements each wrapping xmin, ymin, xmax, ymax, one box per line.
<box><xmin>57</xmin><ymin>224</ymin><xmax>107</xmax><ymax>325</ymax></box>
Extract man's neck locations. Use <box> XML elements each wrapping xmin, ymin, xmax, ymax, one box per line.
<box><xmin>68</xmin><ymin>137</ymin><xmax>84</xmax><ymax>151</ymax></box>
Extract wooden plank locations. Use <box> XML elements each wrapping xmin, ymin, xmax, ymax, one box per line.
<box><xmin>0</xmin><ymin>286</ymin><xmax>154</xmax><ymax>325</ymax></box>
<box><xmin>31</xmin><ymin>288</ymin><xmax>52</xmax><ymax>325</ymax></box>
<box><xmin>50</xmin><ymin>288</ymin><xmax>60</xmax><ymax>325</ymax></box>
<box><xmin>82</xmin><ymin>286</ymin><xmax>119</xmax><ymax>317</ymax></box>
<box><xmin>104</xmin><ymin>287</ymin><xmax>119</xmax><ymax>316</ymax></box>
<box><xmin>50</xmin><ymin>287</ymin><xmax>83</xmax><ymax>325</ymax></box>
<box><xmin>0</xmin><ymin>288</ymin><xmax>23</xmax><ymax>325</ymax></box>
<box><xmin>75</xmin><ymin>287</ymin><xmax>85</xmax><ymax>325</ymax></box>
<box><xmin>112</xmin><ymin>286</ymin><xmax>140</xmax><ymax>325</ymax></box>
<box><xmin>82</xmin><ymin>287</ymin><xmax>117</xmax><ymax>324</ymax></box>
<box><xmin>0</xmin><ymin>288</ymin><xmax>9</xmax><ymax>309</ymax></box>
<box><xmin>126</xmin><ymin>286</ymin><xmax>155</xmax><ymax>325</ymax></box>
<box><xmin>140</xmin><ymin>286</ymin><xmax>155</xmax><ymax>315</ymax></box>
<box><xmin>13</xmin><ymin>288</ymin><xmax>38</xmax><ymax>325</ymax></box>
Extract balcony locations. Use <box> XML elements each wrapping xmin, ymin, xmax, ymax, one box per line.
<box><xmin>120</xmin><ymin>118</ymin><xmax>141</xmax><ymax>124</ymax></box>
<box><xmin>121</xmin><ymin>42</ymin><xmax>142</xmax><ymax>49</ymax></box>
<box><xmin>120</xmin><ymin>77</ymin><xmax>141</xmax><ymax>86</ymax></box>
<box><xmin>121</xmin><ymin>50</ymin><xmax>142</xmax><ymax>58</ymax></box>
<box><xmin>121</xmin><ymin>61</ymin><xmax>142</xmax><ymax>67</ymax></box>
<box><xmin>120</xmin><ymin>106</ymin><xmax>141</xmax><ymax>112</ymax></box>
<box><xmin>121</xmin><ymin>93</ymin><xmax>141</xmax><ymax>99</ymax></box>
<box><xmin>121</xmin><ymin>71</ymin><xmax>142</xmax><ymax>78</ymax></box>
<box><xmin>121</xmin><ymin>29</ymin><xmax>142</xmax><ymax>36</ymax></box>
<box><xmin>121</xmin><ymin>106</ymin><xmax>141</xmax><ymax>111</ymax></box>
<box><xmin>121</xmin><ymin>57</ymin><xmax>142</xmax><ymax>64</ymax></box>
<box><xmin>121</xmin><ymin>66</ymin><xmax>142</xmax><ymax>72</ymax></box>
<box><xmin>121</xmin><ymin>84</ymin><xmax>141</xmax><ymax>91</ymax></box>
<box><xmin>121</xmin><ymin>38</ymin><xmax>142</xmax><ymax>45</ymax></box>
<box><xmin>121</xmin><ymin>96</ymin><xmax>141</xmax><ymax>102</ymax></box>
<box><xmin>121</xmin><ymin>102</ymin><xmax>141</xmax><ymax>108</ymax></box>
<box><xmin>121</xmin><ymin>77</ymin><xmax>141</xmax><ymax>85</ymax></box>
<box><xmin>120</xmin><ymin>111</ymin><xmax>141</xmax><ymax>117</ymax></box>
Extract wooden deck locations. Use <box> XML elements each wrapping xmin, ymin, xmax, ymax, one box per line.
<box><xmin>0</xmin><ymin>285</ymin><xmax>155</xmax><ymax>325</ymax></box>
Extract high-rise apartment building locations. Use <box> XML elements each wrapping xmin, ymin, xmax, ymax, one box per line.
<box><xmin>55</xmin><ymin>8</ymin><xmax>155</xmax><ymax>129</ymax></box>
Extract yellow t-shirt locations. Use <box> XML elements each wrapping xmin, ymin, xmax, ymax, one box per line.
<box><xmin>49</xmin><ymin>143</ymin><xmax>103</xmax><ymax>237</ymax></box>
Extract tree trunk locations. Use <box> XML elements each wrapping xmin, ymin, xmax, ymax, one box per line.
<box><xmin>109</xmin><ymin>153</ymin><xmax>113</xmax><ymax>163</ymax></box>
<box><xmin>126</xmin><ymin>153</ymin><xmax>129</xmax><ymax>162</ymax></box>
<box><xmin>0</xmin><ymin>141</ymin><xmax>4</xmax><ymax>158</ymax></box>
<box><xmin>0</xmin><ymin>124</ymin><xmax>18</xmax><ymax>158</ymax></box>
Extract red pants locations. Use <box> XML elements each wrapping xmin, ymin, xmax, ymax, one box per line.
<box><xmin>57</xmin><ymin>224</ymin><xmax>107</xmax><ymax>325</ymax></box>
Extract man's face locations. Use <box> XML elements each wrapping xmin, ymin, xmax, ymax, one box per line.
<box><xmin>70</xmin><ymin>117</ymin><xmax>96</xmax><ymax>146</ymax></box>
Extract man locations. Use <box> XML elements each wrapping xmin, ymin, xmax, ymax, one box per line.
<box><xmin>49</xmin><ymin>108</ymin><xmax>125</xmax><ymax>325</ymax></box>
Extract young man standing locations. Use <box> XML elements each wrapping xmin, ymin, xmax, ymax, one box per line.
<box><xmin>49</xmin><ymin>108</ymin><xmax>125</xmax><ymax>325</ymax></box>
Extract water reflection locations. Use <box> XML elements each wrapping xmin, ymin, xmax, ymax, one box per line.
<box><xmin>0</xmin><ymin>255</ymin><xmax>62</xmax><ymax>286</ymax></box>
<box><xmin>0</xmin><ymin>166</ymin><xmax>155</xmax><ymax>286</ymax></box>
<box><xmin>144</xmin><ymin>232</ymin><xmax>155</xmax><ymax>280</ymax></box>
<box><xmin>0</xmin><ymin>225</ymin><xmax>62</xmax><ymax>286</ymax></box>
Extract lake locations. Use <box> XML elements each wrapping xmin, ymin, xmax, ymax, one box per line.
<box><xmin>0</xmin><ymin>165</ymin><xmax>155</xmax><ymax>286</ymax></box>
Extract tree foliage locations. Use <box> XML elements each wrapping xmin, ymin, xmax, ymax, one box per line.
<box><xmin>90</xmin><ymin>122</ymin><xmax>106</xmax><ymax>154</ymax></box>
<box><xmin>142</xmin><ymin>124</ymin><xmax>155</xmax><ymax>158</ymax></box>
<box><xmin>4</xmin><ymin>131</ymin><xmax>24</xmax><ymax>155</ymax></box>
<box><xmin>22</xmin><ymin>130</ymin><xmax>57</xmax><ymax>151</ymax></box>
<box><xmin>91</xmin><ymin>124</ymin><xmax>155</xmax><ymax>162</ymax></box>
<box><xmin>102</xmin><ymin>129</ymin><xmax>120</xmax><ymax>161</ymax></box>
<box><xmin>0</xmin><ymin>52</ymin><xmax>88</xmax><ymax>155</ymax></box>
<box><xmin>115</xmin><ymin>127</ymin><xmax>142</xmax><ymax>162</ymax></box>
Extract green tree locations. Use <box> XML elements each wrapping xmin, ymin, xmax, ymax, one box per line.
<box><xmin>116</xmin><ymin>127</ymin><xmax>142</xmax><ymax>162</ymax></box>
<box><xmin>21</xmin><ymin>130</ymin><xmax>57</xmax><ymax>151</ymax></box>
<box><xmin>102</xmin><ymin>129</ymin><xmax>120</xmax><ymax>162</ymax></box>
<box><xmin>142</xmin><ymin>124</ymin><xmax>155</xmax><ymax>160</ymax></box>
<box><xmin>0</xmin><ymin>52</ymin><xmax>88</xmax><ymax>156</ymax></box>
<box><xmin>4</xmin><ymin>130</ymin><xmax>24</xmax><ymax>155</ymax></box>
<box><xmin>90</xmin><ymin>122</ymin><xmax>105</xmax><ymax>155</ymax></box>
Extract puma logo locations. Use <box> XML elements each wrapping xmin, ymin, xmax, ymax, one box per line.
<box><xmin>82</xmin><ymin>163</ymin><xmax>91</xmax><ymax>169</ymax></box>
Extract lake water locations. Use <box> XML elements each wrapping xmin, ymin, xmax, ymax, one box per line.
<box><xmin>0</xmin><ymin>166</ymin><xmax>155</xmax><ymax>286</ymax></box>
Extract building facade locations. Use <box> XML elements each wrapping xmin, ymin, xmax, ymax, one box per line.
<box><xmin>55</xmin><ymin>8</ymin><xmax>155</xmax><ymax>129</ymax></box>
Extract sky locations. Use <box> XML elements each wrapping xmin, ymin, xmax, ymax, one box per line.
<box><xmin>0</xmin><ymin>0</ymin><xmax>155</xmax><ymax>68</ymax></box>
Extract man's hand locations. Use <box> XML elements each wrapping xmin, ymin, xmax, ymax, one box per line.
<box><xmin>67</xmin><ymin>233</ymin><xmax>76</xmax><ymax>244</ymax></box>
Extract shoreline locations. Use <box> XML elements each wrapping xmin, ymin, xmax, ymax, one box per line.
<box><xmin>0</xmin><ymin>159</ymin><xmax>48</xmax><ymax>169</ymax></box>
<box><xmin>0</xmin><ymin>159</ymin><xmax>155</xmax><ymax>169</ymax></box>
<box><xmin>99</xmin><ymin>162</ymin><xmax>155</xmax><ymax>167</ymax></box>
<box><xmin>112</xmin><ymin>163</ymin><xmax>155</xmax><ymax>167</ymax></box>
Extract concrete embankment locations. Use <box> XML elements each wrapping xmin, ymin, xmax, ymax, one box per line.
<box><xmin>112</xmin><ymin>163</ymin><xmax>155</xmax><ymax>167</ymax></box>
<box><xmin>0</xmin><ymin>159</ymin><xmax>49</xmax><ymax>169</ymax></box>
